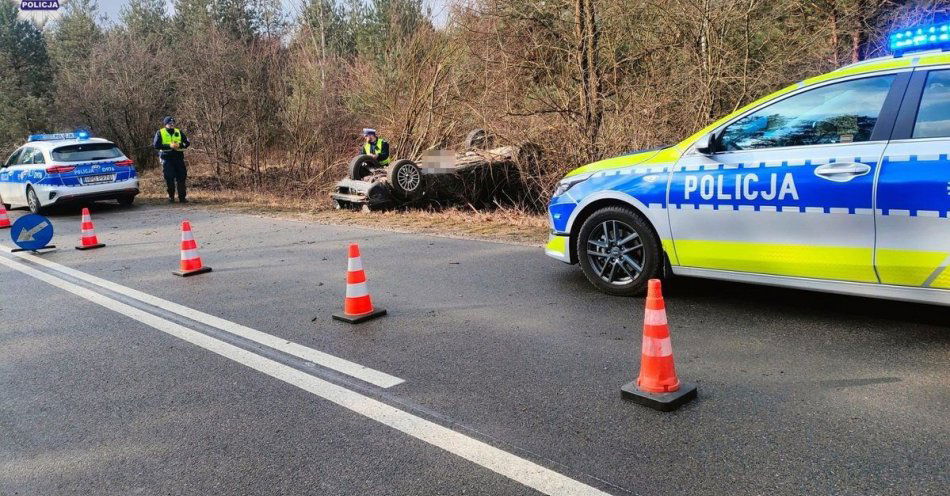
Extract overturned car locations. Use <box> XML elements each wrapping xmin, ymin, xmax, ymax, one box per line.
<box><xmin>331</xmin><ymin>130</ymin><xmax>539</xmax><ymax>210</ymax></box>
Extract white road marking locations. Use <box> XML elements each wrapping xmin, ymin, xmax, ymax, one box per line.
<box><xmin>0</xmin><ymin>255</ymin><xmax>611</xmax><ymax>496</ymax></box>
<box><xmin>0</xmin><ymin>244</ymin><xmax>403</xmax><ymax>389</ymax></box>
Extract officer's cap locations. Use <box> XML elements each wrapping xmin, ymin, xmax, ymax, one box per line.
<box><xmin>362</xmin><ymin>128</ymin><xmax>377</xmax><ymax>136</ymax></box>
<box><xmin>163</xmin><ymin>116</ymin><xmax>175</xmax><ymax>125</ymax></box>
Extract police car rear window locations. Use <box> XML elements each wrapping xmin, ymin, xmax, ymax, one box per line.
<box><xmin>51</xmin><ymin>143</ymin><xmax>123</xmax><ymax>162</ymax></box>
<box><xmin>913</xmin><ymin>70</ymin><xmax>950</xmax><ymax>139</ymax></box>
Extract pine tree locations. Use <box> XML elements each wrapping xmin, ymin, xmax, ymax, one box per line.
<box><xmin>353</xmin><ymin>0</ymin><xmax>428</xmax><ymax>59</ymax></box>
<box><xmin>47</xmin><ymin>0</ymin><xmax>104</xmax><ymax>69</ymax></box>
<box><xmin>301</xmin><ymin>0</ymin><xmax>354</xmax><ymax>57</ymax></box>
<box><xmin>121</xmin><ymin>0</ymin><xmax>168</xmax><ymax>39</ymax></box>
<box><xmin>173</xmin><ymin>0</ymin><xmax>213</xmax><ymax>37</ymax></box>
<box><xmin>0</xmin><ymin>0</ymin><xmax>53</xmax><ymax>147</ymax></box>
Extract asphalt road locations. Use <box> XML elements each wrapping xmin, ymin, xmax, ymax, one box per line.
<box><xmin>1</xmin><ymin>202</ymin><xmax>947</xmax><ymax>495</ymax></box>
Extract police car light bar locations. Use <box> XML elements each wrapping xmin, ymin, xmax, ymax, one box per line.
<box><xmin>889</xmin><ymin>22</ymin><xmax>950</xmax><ymax>56</ymax></box>
<box><xmin>27</xmin><ymin>130</ymin><xmax>91</xmax><ymax>142</ymax></box>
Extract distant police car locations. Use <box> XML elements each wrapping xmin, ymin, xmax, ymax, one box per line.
<box><xmin>546</xmin><ymin>23</ymin><xmax>950</xmax><ymax>306</ymax></box>
<box><xmin>0</xmin><ymin>131</ymin><xmax>139</xmax><ymax>213</ymax></box>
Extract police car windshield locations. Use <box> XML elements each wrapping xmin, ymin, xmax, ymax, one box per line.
<box><xmin>51</xmin><ymin>143</ymin><xmax>123</xmax><ymax>162</ymax></box>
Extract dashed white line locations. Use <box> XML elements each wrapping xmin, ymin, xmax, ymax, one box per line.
<box><xmin>0</xmin><ymin>254</ymin><xmax>611</xmax><ymax>496</ymax></box>
<box><xmin>0</xmin><ymin>244</ymin><xmax>403</xmax><ymax>389</ymax></box>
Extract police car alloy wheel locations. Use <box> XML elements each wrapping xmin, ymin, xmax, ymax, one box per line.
<box><xmin>26</xmin><ymin>187</ymin><xmax>43</xmax><ymax>214</ymax></box>
<box><xmin>576</xmin><ymin>206</ymin><xmax>661</xmax><ymax>296</ymax></box>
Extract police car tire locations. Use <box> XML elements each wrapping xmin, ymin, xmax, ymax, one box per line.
<box><xmin>26</xmin><ymin>187</ymin><xmax>45</xmax><ymax>214</ymax></box>
<box><xmin>387</xmin><ymin>159</ymin><xmax>423</xmax><ymax>199</ymax></box>
<box><xmin>576</xmin><ymin>206</ymin><xmax>662</xmax><ymax>297</ymax></box>
<box><xmin>349</xmin><ymin>154</ymin><xmax>379</xmax><ymax>180</ymax></box>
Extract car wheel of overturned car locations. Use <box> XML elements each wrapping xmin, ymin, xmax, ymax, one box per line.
<box><xmin>576</xmin><ymin>205</ymin><xmax>662</xmax><ymax>297</ymax></box>
<box><xmin>517</xmin><ymin>142</ymin><xmax>543</xmax><ymax>166</ymax></box>
<box><xmin>387</xmin><ymin>159</ymin><xmax>424</xmax><ymax>199</ymax></box>
<box><xmin>349</xmin><ymin>154</ymin><xmax>380</xmax><ymax>180</ymax></box>
<box><xmin>464</xmin><ymin>128</ymin><xmax>493</xmax><ymax>150</ymax></box>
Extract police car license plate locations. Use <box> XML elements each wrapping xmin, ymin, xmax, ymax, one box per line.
<box><xmin>81</xmin><ymin>174</ymin><xmax>115</xmax><ymax>185</ymax></box>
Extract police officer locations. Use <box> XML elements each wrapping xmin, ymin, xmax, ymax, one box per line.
<box><xmin>153</xmin><ymin>116</ymin><xmax>191</xmax><ymax>203</ymax></box>
<box><xmin>361</xmin><ymin>128</ymin><xmax>390</xmax><ymax>166</ymax></box>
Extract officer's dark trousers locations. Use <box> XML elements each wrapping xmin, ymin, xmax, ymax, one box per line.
<box><xmin>161</xmin><ymin>156</ymin><xmax>187</xmax><ymax>201</ymax></box>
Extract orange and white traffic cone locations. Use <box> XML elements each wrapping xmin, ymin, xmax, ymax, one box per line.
<box><xmin>0</xmin><ymin>198</ymin><xmax>10</xmax><ymax>229</ymax></box>
<box><xmin>621</xmin><ymin>279</ymin><xmax>696</xmax><ymax>411</ymax></box>
<box><xmin>332</xmin><ymin>243</ymin><xmax>386</xmax><ymax>323</ymax></box>
<box><xmin>75</xmin><ymin>207</ymin><xmax>105</xmax><ymax>250</ymax></box>
<box><xmin>173</xmin><ymin>220</ymin><xmax>212</xmax><ymax>277</ymax></box>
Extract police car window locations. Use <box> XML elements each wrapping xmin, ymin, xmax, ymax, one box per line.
<box><xmin>719</xmin><ymin>75</ymin><xmax>895</xmax><ymax>151</ymax></box>
<box><xmin>51</xmin><ymin>143</ymin><xmax>123</xmax><ymax>162</ymax></box>
<box><xmin>4</xmin><ymin>149</ymin><xmax>22</xmax><ymax>167</ymax></box>
<box><xmin>27</xmin><ymin>149</ymin><xmax>44</xmax><ymax>164</ymax></box>
<box><xmin>18</xmin><ymin>148</ymin><xmax>37</xmax><ymax>165</ymax></box>
<box><xmin>30</xmin><ymin>149</ymin><xmax>46</xmax><ymax>165</ymax></box>
<box><xmin>912</xmin><ymin>70</ymin><xmax>950</xmax><ymax>139</ymax></box>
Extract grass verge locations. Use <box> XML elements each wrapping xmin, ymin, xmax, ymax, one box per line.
<box><xmin>138</xmin><ymin>169</ymin><xmax>549</xmax><ymax>245</ymax></box>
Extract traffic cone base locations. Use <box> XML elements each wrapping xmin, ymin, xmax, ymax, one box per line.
<box><xmin>173</xmin><ymin>266</ymin><xmax>212</xmax><ymax>277</ymax></box>
<box><xmin>332</xmin><ymin>307</ymin><xmax>387</xmax><ymax>324</ymax></box>
<box><xmin>621</xmin><ymin>381</ymin><xmax>697</xmax><ymax>412</ymax></box>
<box><xmin>75</xmin><ymin>242</ymin><xmax>105</xmax><ymax>250</ymax></box>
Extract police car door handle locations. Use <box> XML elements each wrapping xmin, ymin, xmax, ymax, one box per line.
<box><xmin>813</xmin><ymin>162</ymin><xmax>872</xmax><ymax>182</ymax></box>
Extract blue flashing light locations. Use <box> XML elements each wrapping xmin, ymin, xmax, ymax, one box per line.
<box><xmin>26</xmin><ymin>130</ymin><xmax>93</xmax><ymax>142</ymax></box>
<box><xmin>28</xmin><ymin>133</ymin><xmax>74</xmax><ymax>142</ymax></box>
<box><xmin>889</xmin><ymin>22</ymin><xmax>950</xmax><ymax>56</ymax></box>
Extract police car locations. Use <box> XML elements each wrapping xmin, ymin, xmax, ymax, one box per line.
<box><xmin>546</xmin><ymin>23</ymin><xmax>950</xmax><ymax>306</ymax></box>
<box><xmin>0</xmin><ymin>131</ymin><xmax>139</xmax><ymax>214</ymax></box>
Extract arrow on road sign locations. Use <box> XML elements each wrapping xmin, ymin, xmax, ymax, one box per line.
<box><xmin>17</xmin><ymin>220</ymin><xmax>49</xmax><ymax>242</ymax></box>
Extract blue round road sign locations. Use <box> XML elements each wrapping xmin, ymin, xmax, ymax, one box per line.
<box><xmin>11</xmin><ymin>214</ymin><xmax>54</xmax><ymax>251</ymax></box>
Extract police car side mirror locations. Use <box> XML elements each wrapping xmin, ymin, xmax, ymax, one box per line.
<box><xmin>694</xmin><ymin>134</ymin><xmax>714</xmax><ymax>155</ymax></box>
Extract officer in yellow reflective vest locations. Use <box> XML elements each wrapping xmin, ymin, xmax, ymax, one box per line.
<box><xmin>361</xmin><ymin>128</ymin><xmax>390</xmax><ymax>166</ymax></box>
<box><xmin>152</xmin><ymin>116</ymin><xmax>191</xmax><ymax>203</ymax></box>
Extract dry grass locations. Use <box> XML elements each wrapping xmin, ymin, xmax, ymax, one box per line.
<box><xmin>138</xmin><ymin>168</ymin><xmax>549</xmax><ymax>245</ymax></box>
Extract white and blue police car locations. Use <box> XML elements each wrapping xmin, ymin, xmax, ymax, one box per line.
<box><xmin>546</xmin><ymin>23</ymin><xmax>950</xmax><ymax>306</ymax></box>
<box><xmin>0</xmin><ymin>131</ymin><xmax>139</xmax><ymax>214</ymax></box>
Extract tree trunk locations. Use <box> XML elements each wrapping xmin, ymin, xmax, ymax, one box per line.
<box><xmin>829</xmin><ymin>1</ymin><xmax>839</xmax><ymax>66</ymax></box>
<box><xmin>851</xmin><ymin>0</ymin><xmax>865</xmax><ymax>63</ymax></box>
<box><xmin>575</xmin><ymin>0</ymin><xmax>603</xmax><ymax>160</ymax></box>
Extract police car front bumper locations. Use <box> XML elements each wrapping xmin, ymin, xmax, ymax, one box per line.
<box><xmin>36</xmin><ymin>178</ymin><xmax>139</xmax><ymax>206</ymax></box>
<box><xmin>545</xmin><ymin>233</ymin><xmax>572</xmax><ymax>263</ymax></box>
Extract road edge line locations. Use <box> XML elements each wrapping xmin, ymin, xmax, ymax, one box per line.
<box><xmin>0</xmin><ymin>254</ymin><xmax>611</xmax><ymax>496</ymax></box>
